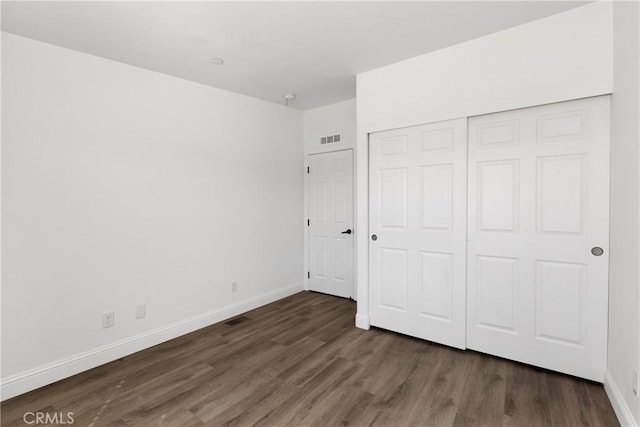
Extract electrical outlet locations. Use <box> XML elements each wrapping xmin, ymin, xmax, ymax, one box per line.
<box><xmin>102</xmin><ymin>311</ymin><xmax>115</xmax><ymax>328</ymax></box>
<box><xmin>135</xmin><ymin>304</ymin><xmax>146</xmax><ymax>319</ymax></box>
<box><xmin>231</xmin><ymin>281</ymin><xmax>238</xmax><ymax>293</ymax></box>
<box><xmin>633</xmin><ymin>369</ymin><xmax>638</xmax><ymax>397</ymax></box>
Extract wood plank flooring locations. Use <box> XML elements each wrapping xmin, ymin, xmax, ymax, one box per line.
<box><xmin>1</xmin><ymin>291</ymin><xmax>619</xmax><ymax>426</ymax></box>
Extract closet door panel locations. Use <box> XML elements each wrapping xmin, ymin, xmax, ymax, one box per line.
<box><xmin>369</xmin><ymin>118</ymin><xmax>467</xmax><ymax>349</ymax></box>
<box><xmin>467</xmin><ymin>96</ymin><xmax>610</xmax><ymax>381</ymax></box>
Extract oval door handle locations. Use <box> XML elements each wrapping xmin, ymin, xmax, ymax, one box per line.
<box><xmin>371</xmin><ymin>234</ymin><xmax>377</xmax><ymax>241</ymax></box>
<box><xmin>591</xmin><ymin>247</ymin><xmax>604</xmax><ymax>256</ymax></box>
<box><xmin>341</xmin><ymin>229</ymin><xmax>352</xmax><ymax>235</ymax></box>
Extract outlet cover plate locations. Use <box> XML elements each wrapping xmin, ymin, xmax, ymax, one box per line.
<box><xmin>102</xmin><ymin>311</ymin><xmax>115</xmax><ymax>328</ymax></box>
<box><xmin>135</xmin><ymin>304</ymin><xmax>146</xmax><ymax>319</ymax></box>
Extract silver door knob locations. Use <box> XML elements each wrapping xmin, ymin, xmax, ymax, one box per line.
<box><xmin>371</xmin><ymin>234</ymin><xmax>377</xmax><ymax>241</ymax></box>
<box><xmin>591</xmin><ymin>247</ymin><xmax>604</xmax><ymax>256</ymax></box>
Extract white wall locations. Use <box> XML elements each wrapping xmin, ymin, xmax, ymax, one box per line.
<box><xmin>302</xmin><ymin>99</ymin><xmax>357</xmax><ymax>293</ymax></box>
<box><xmin>357</xmin><ymin>2</ymin><xmax>613</xmax><ymax>136</ymax></box>
<box><xmin>1</xmin><ymin>33</ymin><xmax>304</xmax><ymax>399</ymax></box>
<box><xmin>607</xmin><ymin>1</ymin><xmax>640</xmax><ymax>425</ymax></box>
<box><xmin>354</xmin><ymin>2</ymin><xmax>614</xmax><ymax>328</ymax></box>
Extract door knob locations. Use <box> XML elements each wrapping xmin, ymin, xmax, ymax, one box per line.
<box><xmin>341</xmin><ymin>229</ymin><xmax>352</xmax><ymax>235</ymax></box>
<box><xmin>371</xmin><ymin>234</ymin><xmax>377</xmax><ymax>241</ymax></box>
<box><xmin>591</xmin><ymin>247</ymin><xmax>604</xmax><ymax>256</ymax></box>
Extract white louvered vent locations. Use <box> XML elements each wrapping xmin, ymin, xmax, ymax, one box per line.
<box><xmin>320</xmin><ymin>133</ymin><xmax>343</xmax><ymax>145</ymax></box>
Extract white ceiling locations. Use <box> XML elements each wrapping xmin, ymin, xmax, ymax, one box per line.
<box><xmin>2</xmin><ymin>1</ymin><xmax>588</xmax><ymax>110</ymax></box>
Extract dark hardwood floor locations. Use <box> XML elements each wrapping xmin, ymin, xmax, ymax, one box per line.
<box><xmin>1</xmin><ymin>291</ymin><xmax>619</xmax><ymax>426</ymax></box>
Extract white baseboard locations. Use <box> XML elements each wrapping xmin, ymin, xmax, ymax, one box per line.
<box><xmin>355</xmin><ymin>313</ymin><xmax>370</xmax><ymax>330</ymax></box>
<box><xmin>604</xmin><ymin>370</ymin><xmax>639</xmax><ymax>427</ymax></box>
<box><xmin>0</xmin><ymin>283</ymin><xmax>303</xmax><ymax>401</ymax></box>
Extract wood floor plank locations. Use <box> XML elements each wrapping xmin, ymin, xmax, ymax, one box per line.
<box><xmin>452</xmin><ymin>352</ymin><xmax>508</xmax><ymax>427</ymax></box>
<box><xmin>403</xmin><ymin>345</ymin><xmax>470</xmax><ymax>426</ymax></box>
<box><xmin>304</xmin><ymin>385</ymin><xmax>376</xmax><ymax>427</ymax></box>
<box><xmin>585</xmin><ymin>381</ymin><xmax>622</xmax><ymax>427</ymax></box>
<box><xmin>546</xmin><ymin>372</ymin><xmax>595</xmax><ymax>426</ymax></box>
<box><xmin>502</xmin><ymin>363</ymin><xmax>552</xmax><ymax>427</ymax></box>
<box><xmin>258</xmin><ymin>357</ymin><xmax>359</xmax><ymax>426</ymax></box>
<box><xmin>193</xmin><ymin>374</ymin><xmax>284</xmax><ymax>424</ymax></box>
<box><xmin>0</xmin><ymin>291</ymin><xmax>619</xmax><ymax>427</ymax></box>
<box><xmin>255</xmin><ymin>336</ymin><xmax>326</xmax><ymax>379</ymax></box>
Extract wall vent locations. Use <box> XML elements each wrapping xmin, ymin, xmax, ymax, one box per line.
<box><xmin>320</xmin><ymin>133</ymin><xmax>342</xmax><ymax>145</ymax></box>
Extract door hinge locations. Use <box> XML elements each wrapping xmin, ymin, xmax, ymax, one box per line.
<box><xmin>307</xmin><ymin>271</ymin><xmax>310</xmax><ymax>279</ymax></box>
<box><xmin>307</xmin><ymin>219</ymin><xmax>310</xmax><ymax>226</ymax></box>
<box><xmin>307</xmin><ymin>166</ymin><xmax>310</xmax><ymax>174</ymax></box>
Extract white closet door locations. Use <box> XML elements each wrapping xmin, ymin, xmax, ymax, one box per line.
<box><xmin>467</xmin><ymin>96</ymin><xmax>610</xmax><ymax>381</ymax></box>
<box><xmin>369</xmin><ymin>118</ymin><xmax>467</xmax><ymax>349</ymax></box>
<box><xmin>309</xmin><ymin>150</ymin><xmax>354</xmax><ymax>299</ymax></box>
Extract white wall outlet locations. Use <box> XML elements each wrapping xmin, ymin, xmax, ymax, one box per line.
<box><xmin>102</xmin><ymin>311</ymin><xmax>115</xmax><ymax>328</ymax></box>
<box><xmin>633</xmin><ymin>369</ymin><xmax>638</xmax><ymax>397</ymax></box>
<box><xmin>231</xmin><ymin>281</ymin><xmax>238</xmax><ymax>293</ymax></box>
<box><xmin>135</xmin><ymin>304</ymin><xmax>146</xmax><ymax>319</ymax></box>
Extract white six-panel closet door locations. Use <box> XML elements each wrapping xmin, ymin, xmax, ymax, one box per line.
<box><xmin>369</xmin><ymin>118</ymin><xmax>467</xmax><ymax>349</ymax></box>
<box><xmin>466</xmin><ymin>96</ymin><xmax>610</xmax><ymax>381</ymax></box>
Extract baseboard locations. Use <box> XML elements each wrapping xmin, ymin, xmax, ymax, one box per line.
<box><xmin>355</xmin><ymin>313</ymin><xmax>370</xmax><ymax>330</ymax></box>
<box><xmin>604</xmin><ymin>371</ymin><xmax>639</xmax><ymax>427</ymax></box>
<box><xmin>0</xmin><ymin>282</ymin><xmax>303</xmax><ymax>401</ymax></box>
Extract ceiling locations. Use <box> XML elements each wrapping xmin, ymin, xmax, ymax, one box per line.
<box><xmin>2</xmin><ymin>1</ymin><xmax>588</xmax><ymax>110</ymax></box>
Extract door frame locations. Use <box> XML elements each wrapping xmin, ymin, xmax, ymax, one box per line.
<box><xmin>304</xmin><ymin>148</ymin><xmax>356</xmax><ymax>299</ymax></box>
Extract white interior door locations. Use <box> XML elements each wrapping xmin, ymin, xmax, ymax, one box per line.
<box><xmin>369</xmin><ymin>118</ymin><xmax>467</xmax><ymax>349</ymax></box>
<box><xmin>466</xmin><ymin>96</ymin><xmax>610</xmax><ymax>381</ymax></box>
<box><xmin>308</xmin><ymin>150</ymin><xmax>354</xmax><ymax>299</ymax></box>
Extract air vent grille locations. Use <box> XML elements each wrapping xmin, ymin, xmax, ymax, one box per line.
<box><xmin>320</xmin><ymin>133</ymin><xmax>343</xmax><ymax>145</ymax></box>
